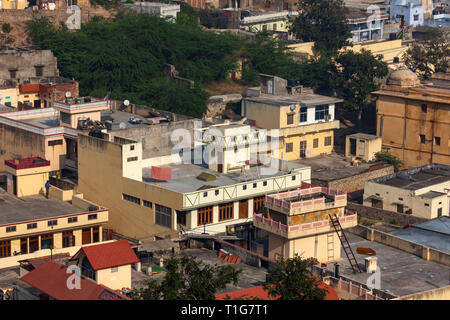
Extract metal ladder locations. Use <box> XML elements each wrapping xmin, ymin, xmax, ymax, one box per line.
<box><xmin>329</xmin><ymin>213</ymin><xmax>362</xmax><ymax>273</ymax></box>
<box><xmin>327</xmin><ymin>233</ymin><xmax>335</xmax><ymax>261</ymax></box>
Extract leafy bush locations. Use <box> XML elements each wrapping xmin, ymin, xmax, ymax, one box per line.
<box><xmin>2</xmin><ymin>23</ymin><xmax>11</xmax><ymax>34</ymax></box>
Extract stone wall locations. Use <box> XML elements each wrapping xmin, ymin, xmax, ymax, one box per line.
<box><xmin>205</xmin><ymin>94</ymin><xmax>242</xmax><ymax>118</ymax></box>
<box><xmin>348</xmin><ymin>202</ymin><xmax>428</xmax><ymax>226</ymax></box>
<box><xmin>312</xmin><ymin>164</ymin><xmax>394</xmax><ymax>194</ymax></box>
<box><xmin>0</xmin><ymin>49</ymin><xmax>58</xmax><ymax>80</ymax></box>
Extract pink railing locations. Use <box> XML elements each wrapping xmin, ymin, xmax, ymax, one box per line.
<box><xmin>254</xmin><ymin>213</ymin><xmax>357</xmax><ymax>235</ymax></box>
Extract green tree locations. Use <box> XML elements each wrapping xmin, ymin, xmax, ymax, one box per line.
<box><xmin>133</xmin><ymin>255</ymin><xmax>241</xmax><ymax>300</ymax></box>
<box><xmin>2</xmin><ymin>23</ymin><xmax>11</xmax><ymax>34</ymax></box>
<box><xmin>403</xmin><ymin>28</ymin><xmax>449</xmax><ymax>79</ymax></box>
<box><xmin>335</xmin><ymin>49</ymin><xmax>389</xmax><ymax>125</ymax></box>
<box><xmin>375</xmin><ymin>151</ymin><xmax>403</xmax><ymax>172</ymax></box>
<box><xmin>264</xmin><ymin>256</ymin><xmax>327</xmax><ymax>300</ymax></box>
<box><xmin>291</xmin><ymin>0</ymin><xmax>351</xmax><ymax>57</ymax></box>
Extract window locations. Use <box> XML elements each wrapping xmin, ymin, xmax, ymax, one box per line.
<box><xmin>6</xmin><ymin>226</ymin><xmax>16</xmax><ymax>233</ymax></box>
<box><xmin>437</xmin><ymin>208</ymin><xmax>442</xmax><ymax>217</ymax></box>
<box><xmin>313</xmin><ymin>138</ymin><xmax>318</xmax><ymax>148</ymax></box>
<box><xmin>203</xmin><ymin>192</ymin><xmax>208</xmax><ymax>198</ymax></box>
<box><xmin>299</xmin><ymin>107</ymin><xmax>307</xmax><ymax>123</ymax></box>
<box><xmin>41</xmin><ymin>234</ymin><xmax>53</xmax><ymax>249</ymax></box>
<box><xmin>93</xmin><ymin>227</ymin><xmax>99</xmax><ymax>243</ymax></box>
<box><xmin>60</xmin><ymin>112</ymin><xmax>71</xmax><ymax>125</ymax></box>
<box><xmin>127</xmin><ymin>156</ymin><xmax>138</xmax><ymax>162</ymax></box>
<box><xmin>292</xmin><ymin>175</ymin><xmax>296</xmax><ymax>181</ymax></box>
<box><xmin>130</xmin><ymin>145</ymin><xmax>135</xmax><ymax>151</ymax></box>
<box><xmin>324</xmin><ymin>136</ymin><xmax>332</xmax><ymax>146</ymax></box>
<box><xmin>398</xmin><ymin>197</ymin><xmax>403</xmax><ymax>201</ymax></box>
<box><xmin>68</xmin><ymin>217</ymin><xmax>78</xmax><ymax>223</ymax></box>
<box><xmin>48</xmin><ymin>140</ymin><xmax>63</xmax><ymax>146</ymax></box>
<box><xmin>243</xmin><ymin>185</ymin><xmax>247</xmax><ymax>190</ymax></box>
<box><xmin>287</xmin><ymin>114</ymin><xmax>294</xmax><ymax>125</ymax></box>
<box><xmin>198</xmin><ymin>206</ymin><xmax>213</xmax><ymax>225</ymax></box>
<box><xmin>62</xmin><ymin>231</ymin><xmax>74</xmax><ymax>248</ymax></box>
<box><xmin>9</xmin><ymin>69</ymin><xmax>17</xmax><ymax>79</ymax></box>
<box><xmin>48</xmin><ymin>220</ymin><xmax>57</xmax><ymax>226</ymax></box>
<box><xmin>253</xmin><ymin>196</ymin><xmax>265</xmax><ymax>213</ymax></box>
<box><xmin>88</xmin><ymin>214</ymin><xmax>97</xmax><ymax>220</ymax></box>
<box><xmin>123</xmin><ymin>193</ymin><xmax>140</xmax><ymax>205</ymax></box>
<box><xmin>425</xmin><ymin>203</ymin><xmax>429</xmax><ymax>207</ymax></box>
<box><xmin>155</xmin><ymin>204</ymin><xmax>172</xmax><ymax>228</ymax></box>
<box><xmin>263</xmin><ymin>181</ymin><xmax>267</xmax><ymax>186</ymax></box>
<box><xmin>420</xmin><ymin>134</ymin><xmax>426</xmax><ymax>144</ymax></box>
<box><xmin>286</xmin><ymin>142</ymin><xmax>293</xmax><ymax>153</ymax></box>
<box><xmin>143</xmin><ymin>200</ymin><xmax>152</xmax><ymax>208</ymax></box>
<box><xmin>435</xmin><ymin>137</ymin><xmax>441</xmax><ymax>146</ymax></box>
<box><xmin>421</xmin><ymin>104</ymin><xmax>427</xmax><ymax>113</ymax></box>
<box><xmin>0</xmin><ymin>240</ymin><xmax>11</xmax><ymax>257</ymax></box>
<box><xmin>219</xmin><ymin>202</ymin><xmax>233</xmax><ymax>222</ymax></box>
<box><xmin>111</xmin><ymin>267</ymin><xmax>118</xmax><ymax>273</ymax></box>
<box><xmin>215</xmin><ymin>190</ymin><xmax>219</xmax><ymax>196</ymax></box>
<box><xmin>315</xmin><ymin>105</ymin><xmax>329</xmax><ymax>120</ymax></box>
<box><xmin>35</xmin><ymin>65</ymin><xmax>44</xmax><ymax>77</ymax></box>
<box><xmin>273</xmin><ymin>23</ymin><xmax>277</xmax><ymax>31</ymax></box>
<box><xmin>29</xmin><ymin>236</ymin><xmax>39</xmax><ymax>253</ymax></box>
<box><xmin>177</xmin><ymin>211</ymin><xmax>187</xmax><ymax>226</ymax></box>
<box><xmin>414</xmin><ymin>14</ymin><xmax>419</xmax><ymax>21</ymax></box>
<box><xmin>21</xmin><ymin>238</ymin><xmax>28</xmax><ymax>255</ymax></box>
<box><xmin>253</xmin><ymin>183</ymin><xmax>257</xmax><ymax>188</ymax></box>
<box><xmin>27</xmin><ymin>223</ymin><xmax>37</xmax><ymax>229</ymax></box>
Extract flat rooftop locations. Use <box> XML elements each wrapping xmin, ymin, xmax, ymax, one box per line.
<box><xmin>246</xmin><ymin>92</ymin><xmax>342</xmax><ymax>107</ymax></box>
<box><xmin>334</xmin><ymin>232</ymin><xmax>450</xmax><ymax>297</ymax></box>
<box><xmin>142</xmin><ymin>162</ymin><xmax>290</xmax><ymax>193</ymax></box>
<box><xmin>391</xmin><ymin>217</ymin><xmax>450</xmax><ymax>253</ymax></box>
<box><xmin>347</xmin><ymin>133</ymin><xmax>380</xmax><ymax>141</ymax></box>
<box><xmin>374</xmin><ymin>166</ymin><xmax>450</xmax><ymax>190</ymax></box>
<box><xmin>0</xmin><ymin>190</ymin><xmax>84</xmax><ymax>226</ymax></box>
<box><xmin>101</xmin><ymin>109</ymin><xmax>170</xmax><ymax>131</ymax></box>
<box><xmin>21</xmin><ymin>116</ymin><xmax>59</xmax><ymax>129</ymax></box>
<box><xmin>420</xmin><ymin>190</ymin><xmax>447</xmax><ymax>199</ymax></box>
<box><xmin>290</xmin><ymin>153</ymin><xmax>389</xmax><ymax>182</ymax></box>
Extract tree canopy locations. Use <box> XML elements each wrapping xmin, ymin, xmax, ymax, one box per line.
<box><xmin>291</xmin><ymin>0</ymin><xmax>351</xmax><ymax>57</ymax></box>
<box><xmin>133</xmin><ymin>255</ymin><xmax>241</xmax><ymax>300</ymax></box>
<box><xmin>264</xmin><ymin>256</ymin><xmax>327</xmax><ymax>300</ymax></box>
<box><xmin>26</xmin><ymin>11</ymin><xmax>242</xmax><ymax>118</ymax></box>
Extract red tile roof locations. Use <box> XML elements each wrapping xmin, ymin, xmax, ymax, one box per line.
<box><xmin>20</xmin><ymin>260</ymin><xmax>129</xmax><ymax>300</ymax></box>
<box><xmin>76</xmin><ymin>240</ymin><xmax>139</xmax><ymax>271</ymax></box>
<box><xmin>215</xmin><ymin>282</ymin><xmax>339</xmax><ymax>300</ymax></box>
<box><xmin>5</xmin><ymin>157</ymin><xmax>50</xmax><ymax>170</ymax></box>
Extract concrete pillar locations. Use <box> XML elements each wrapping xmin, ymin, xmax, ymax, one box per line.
<box><xmin>187</xmin><ymin>210</ymin><xmax>197</xmax><ymax>230</ymax></box>
<box><xmin>213</xmin><ymin>205</ymin><xmax>219</xmax><ymax>224</ymax></box>
<box><xmin>422</xmin><ymin>247</ymin><xmax>430</xmax><ymax>261</ymax></box>
<box><xmin>172</xmin><ymin>209</ymin><xmax>177</xmax><ymax>231</ymax></box>
<box><xmin>54</xmin><ymin>232</ymin><xmax>63</xmax><ymax>249</ymax></box>
<box><xmin>233</xmin><ymin>202</ymin><xmax>239</xmax><ymax>220</ymax></box>
<box><xmin>248</xmin><ymin>198</ymin><xmax>254</xmax><ymax>219</ymax></box>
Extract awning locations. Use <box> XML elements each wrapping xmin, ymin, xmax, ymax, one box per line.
<box><xmin>366</xmin><ymin>195</ymin><xmax>384</xmax><ymax>201</ymax></box>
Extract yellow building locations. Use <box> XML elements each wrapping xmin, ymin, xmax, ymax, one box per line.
<box><xmin>0</xmin><ymin>0</ymin><xmax>28</xmax><ymax>9</ymax></box>
<box><xmin>240</xmin><ymin>11</ymin><xmax>290</xmax><ymax>33</ymax></box>
<box><xmin>242</xmin><ymin>74</ymin><xmax>342</xmax><ymax>161</ymax></box>
<box><xmin>4</xmin><ymin>157</ymin><xmax>50</xmax><ymax>197</ymax></box>
<box><xmin>253</xmin><ymin>184</ymin><xmax>357</xmax><ymax>262</ymax></box>
<box><xmin>77</xmin><ymin>124</ymin><xmax>312</xmax><ymax>241</ymax></box>
<box><xmin>0</xmin><ymin>188</ymin><xmax>109</xmax><ymax>270</ymax></box>
<box><xmin>71</xmin><ymin>240</ymin><xmax>139</xmax><ymax>291</ymax></box>
<box><xmin>345</xmin><ymin>133</ymin><xmax>382</xmax><ymax>163</ymax></box>
<box><xmin>372</xmin><ymin>68</ymin><xmax>450</xmax><ymax>168</ymax></box>
<box><xmin>363</xmin><ymin>163</ymin><xmax>450</xmax><ymax>219</ymax></box>
<box><xmin>288</xmin><ymin>39</ymin><xmax>409</xmax><ymax>65</ymax></box>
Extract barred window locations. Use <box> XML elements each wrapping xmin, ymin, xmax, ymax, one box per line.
<box><xmin>127</xmin><ymin>156</ymin><xmax>138</xmax><ymax>162</ymax></box>
<box><xmin>198</xmin><ymin>206</ymin><xmax>213</xmax><ymax>225</ymax></box>
<box><xmin>27</xmin><ymin>223</ymin><xmax>37</xmax><ymax>229</ymax></box>
<box><xmin>123</xmin><ymin>193</ymin><xmax>140</xmax><ymax>205</ymax></box>
<box><xmin>287</xmin><ymin>114</ymin><xmax>294</xmax><ymax>125</ymax></box>
<box><xmin>88</xmin><ymin>214</ymin><xmax>97</xmax><ymax>220</ymax></box>
<box><xmin>48</xmin><ymin>220</ymin><xmax>57</xmax><ymax>227</ymax></box>
<box><xmin>299</xmin><ymin>107</ymin><xmax>307</xmax><ymax>123</ymax></box>
<box><xmin>68</xmin><ymin>217</ymin><xmax>78</xmax><ymax>223</ymax></box>
<box><xmin>313</xmin><ymin>138</ymin><xmax>318</xmax><ymax>148</ymax></box>
<box><xmin>143</xmin><ymin>200</ymin><xmax>152</xmax><ymax>208</ymax></box>
<box><xmin>315</xmin><ymin>105</ymin><xmax>329</xmax><ymax>120</ymax></box>
<box><xmin>324</xmin><ymin>136</ymin><xmax>332</xmax><ymax>146</ymax></box>
<box><xmin>286</xmin><ymin>143</ymin><xmax>293</xmax><ymax>153</ymax></box>
<box><xmin>219</xmin><ymin>202</ymin><xmax>233</xmax><ymax>222</ymax></box>
<box><xmin>155</xmin><ymin>204</ymin><xmax>171</xmax><ymax>228</ymax></box>
<box><xmin>6</xmin><ymin>226</ymin><xmax>16</xmax><ymax>233</ymax></box>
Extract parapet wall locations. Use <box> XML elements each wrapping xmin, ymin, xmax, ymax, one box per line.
<box><xmin>348</xmin><ymin>203</ymin><xmax>428</xmax><ymax>226</ymax></box>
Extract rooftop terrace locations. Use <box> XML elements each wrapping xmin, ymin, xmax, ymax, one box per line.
<box><xmin>0</xmin><ymin>190</ymin><xmax>84</xmax><ymax>226</ymax></box>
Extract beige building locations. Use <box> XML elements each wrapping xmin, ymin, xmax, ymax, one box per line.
<box><xmin>363</xmin><ymin>163</ymin><xmax>450</xmax><ymax>219</ymax></box>
<box><xmin>373</xmin><ymin>68</ymin><xmax>450</xmax><ymax>169</ymax></box>
<box><xmin>253</xmin><ymin>184</ymin><xmax>357</xmax><ymax>262</ymax></box>
<box><xmin>0</xmin><ymin>97</ymin><xmax>108</xmax><ymax>173</ymax></box>
<box><xmin>345</xmin><ymin>133</ymin><xmax>382</xmax><ymax>163</ymax></box>
<box><xmin>71</xmin><ymin>240</ymin><xmax>139</xmax><ymax>291</ymax></box>
<box><xmin>0</xmin><ymin>187</ymin><xmax>109</xmax><ymax>270</ymax></box>
<box><xmin>77</xmin><ymin>121</ymin><xmax>312</xmax><ymax>241</ymax></box>
<box><xmin>241</xmin><ymin>74</ymin><xmax>342</xmax><ymax>161</ymax></box>
<box><xmin>4</xmin><ymin>157</ymin><xmax>50</xmax><ymax>197</ymax></box>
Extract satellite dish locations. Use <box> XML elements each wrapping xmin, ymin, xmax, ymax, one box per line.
<box><xmin>119</xmin><ymin>122</ymin><xmax>126</xmax><ymax>129</ymax></box>
<box><xmin>123</xmin><ymin>100</ymin><xmax>130</xmax><ymax>106</ymax></box>
<box><xmin>65</xmin><ymin>91</ymin><xmax>71</xmax><ymax>98</ymax></box>
<box><xmin>290</xmin><ymin>104</ymin><xmax>296</xmax><ymax>111</ymax></box>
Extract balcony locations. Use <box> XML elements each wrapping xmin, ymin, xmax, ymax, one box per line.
<box><xmin>254</xmin><ymin>213</ymin><xmax>357</xmax><ymax>239</ymax></box>
<box><xmin>265</xmin><ymin>186</ymin><xmax>347</xmax><ymax>215</ymax></box>
<box><xmin>273</xmin><ymin>120</ymin><xmax>340</xmax><ymax>137</ymax></box>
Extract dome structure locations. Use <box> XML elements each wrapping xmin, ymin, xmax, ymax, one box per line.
<box><xmin>387</xmin><ymin>68</ymin><xmax>421</xmax><ymax>87</ymax></box>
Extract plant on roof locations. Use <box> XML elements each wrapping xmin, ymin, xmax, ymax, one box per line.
<box><xmin>132</xmin><ymin>254</ymin><xmax>241</xmax><ymax>300</ymax></box>
<box><xmin>264</xmin><ymin>255</ymin><xmax>327</xmax><ymax>300</ymax></box>
<box><xmin>375</xmin><ymin>151</ymin><xmax>403</xmax><ymax>172</ymax></box>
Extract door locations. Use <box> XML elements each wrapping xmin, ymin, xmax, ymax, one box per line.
<box><xmin>62</xmin><ymin>231</ymin><xmax>74</xmax><ymax>248</ymax></box>
<box><xmin>82</xmin><ymin>228</ymin><xmax>91</xmax><ymax>245</ymax></box>
<box><xmin>218</xmin><ymin>163</ymin><xmax>223</xmax><ymax>173</ymax></box>
<box><xmin>239</xmin><ymin>199</ymin><xmax>248</xmax><ymax>219</ymax></box>
<box><xmin>350</xmin><ymin>138</ymin><xmax>357</xmax><ymax>156</ymax></box>
<box><xmin>12</xmin><ymin>175</ymin><xmax>17</xmax><ymax>196</ymax></box>
<box><xmin>300</xmin><ymin>141</ymin><xmax>307</xmax><ymax>158</ymax></box>
<box><xmin>371</xmin><ymin>199</ymin><xmax>383</xmax><ymax>209</ymax></box>
<box><xmin>396</xmin><ymin>204</ymin><xmax>404</xmax><ymax>213</ymax></box>
<box><xmin>359</xmin><ymin>140</ymin><xmax>365</xmax><ymax>157</ymax></box>
<box><xmin>0</xmin><ymin>240</ymin><xmax>11</xmax><ymax>257</ymax></box>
